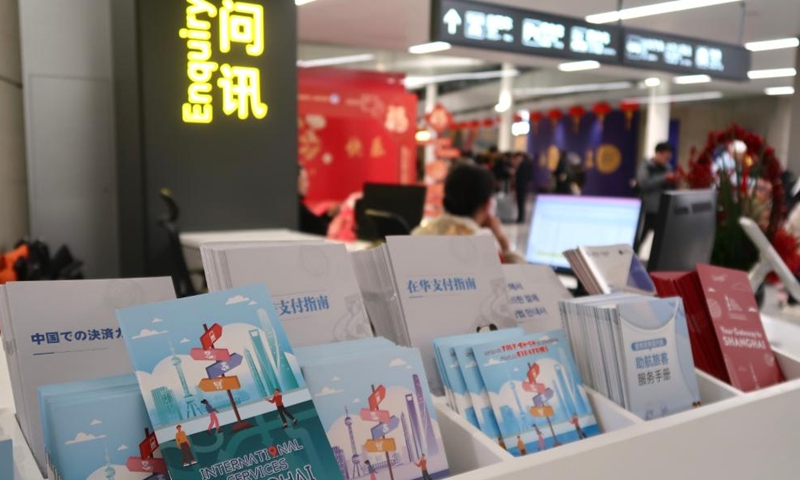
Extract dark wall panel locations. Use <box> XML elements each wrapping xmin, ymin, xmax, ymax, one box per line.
<box><xmin>136</xmin><ymin>0</ymin><xmax>298</xmax><ymax>274</ymax></box>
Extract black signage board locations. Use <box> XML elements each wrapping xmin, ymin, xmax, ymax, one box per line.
<box><xmin>622</xmin><ymin>28</ymin><xmax>751</xmax><ymax>81</ymax></box>
<box><xmin>431</xmin><ymin>0</ymin><xmax>622</xmax><ymax>64</ymax></box>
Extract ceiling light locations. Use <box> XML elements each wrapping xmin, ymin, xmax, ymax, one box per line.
<box><xmin>745</xmin><ymin>38</ymin><xmax>800</xmax><ymax>52</ymax></box>
<box><xmin>747</xmin><ymin>68</ymin><xmax>797</xmax><ymax>79</ymax></box>
<box><xmin>587</xmin><ymin>0</ymin><xmax>740</xmax><ymax>24</ymax></box>
<box><xmin>626</xmin><ymin>91</ymin><xmax>724</xmax><ymax>104</ymax></box>
<box><xmin>408</xmin><ymin>42</ymin><xmax>452</xmax><ymax>54</ymax></box>
<box><xmin>415</xmin><ymin>130</ymin><xmax>433</xmax><ymax>142</ymax></box>
<box><xmin>295</xmin><ymin>0</ymin><xmax>318</xmax><ymax>5</ymax></box>
<box><xmin>644</xmin><ymin>77</ymin><xmax>662</xmax><ymax>87</ymax></box>
<box><xmin>514</xmin><ymin>81</ymin><xmax>633</xmax><ymax>97</ymax></box>
<box><xmin>404</xmin><ymin>69</ymin><xmax>520</xmax><ymax>88</ymax></box>
<box><xmin>512</xmin><ymin>122</ymin><xmax>531</xmax><ymax>136</ymax></box>
<box><xmin>765</xmin><ymin>86</ymin><xmax>795</xmax><ymax>96</ymax></box>
<box><xmin>297</xmin><ymin>54</ymin><xmax>375</xmax><ymax>68</ymax></box>
<box><xmin>558</xmin><ymin>60</ymin><xmax>601</xmax><ymax>72</ymax></box>
<box><xmin>673</xmin><ymin>74</ymin><xmax>711</xmax><ymax>84</ymax></box>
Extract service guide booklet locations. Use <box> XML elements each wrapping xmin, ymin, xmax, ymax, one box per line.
<box><xmin>117</xmin><ymin>285</ymin><xmax>342</xmax><ymax>480</ymax></box>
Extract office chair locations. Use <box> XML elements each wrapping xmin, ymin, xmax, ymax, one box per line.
<box><xmin>364</xmin><ymin>209</ymin><xmax>412</xmax><ymax>241</ymax></box>
<box><xmin>157</xmin><ymin>188</ymin><xmax>201</xmax><ymax>297</ymax></box>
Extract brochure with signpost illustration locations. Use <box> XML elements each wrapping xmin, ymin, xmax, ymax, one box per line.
<box><xmin>117</xmin><ymin>284</ymin><xmax>342</xmax><ymax>480</ymax></box>
<box><xmin>301</xmin><ymin>346</ymin><xmax>450</xmax><ymax>480</ymax></box>
<box><xmin>39</xmin><ymin>374</ymin><xmax>166</xmax><ymax>480</ymax></box>
<box><xmin>473</xmin><ymin>330</ymin><xmax>600</xmax><ymax>456</ymax></box>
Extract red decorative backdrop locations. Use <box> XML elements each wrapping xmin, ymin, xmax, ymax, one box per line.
<box><xmin>298</xmin><ymin>68</ymin><xmax>418</xmax><ymax>204</ymax></box>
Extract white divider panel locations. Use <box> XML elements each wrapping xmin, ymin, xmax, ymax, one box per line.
<box><xmin>445</xmin><ymin>378</ymin><xmax>800</xmax><ymax>480</ymax></box>
<box><xmin>774</xmin><ymin>347</ymin><xmax>800</xmax><ymax>380</ymax></box>
<box><xmin>695</xmin><ymin>369</ymin><xmax>742</xmax><ymax>404</ymax></box>
<box><xmin>434</xmin><ymin>397</ymin><xmax>512</xmax><ymax>475</ymax></box>
<box><xmin>584</xmin><ymin>387</ymin><xmax>641</xmax><ymax>432</ymax></box>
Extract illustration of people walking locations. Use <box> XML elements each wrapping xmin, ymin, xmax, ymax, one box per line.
<box><xmin>414</xmin><ymin>453</ymin><xmax>433</xmax><ymax>480</ymax></box>
<box><xmin>175</xmin><ymin>424</ymin><xmax>197</xmax><ymax>467</ymax></box>
<box><xmin>570</xmin><ymin>413</ymin><xmax>588</xmax><ymax>439</ymax></box>
<box><xmin>266</xmin><ymin>388</ymin><xmax>298</xmax><ymax>428</ymax></box>
<box><xmin>201</xmin><ymin>399</ymin><xmax>220</xmax><ymax>435</ymax></box>
<box><xmin>364</xmin><ymin>460</ymin><xmax>377</xmax><ymax>480</ymax></box>
<box><xmin>533</xmin><ymin>424</ymin><xmax>546</xmax><ymax>452</ymax></box>
<box><xmin>516</xmin><ymin>435</ymin><xmax>527</xmax><ymax>456</ymax></box>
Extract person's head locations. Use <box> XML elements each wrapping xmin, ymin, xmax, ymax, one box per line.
<box><xmin>443</xmin><ymin>164</ymin><xmax>495</xmax><ymax>225</ymax></box>
<box><xmin>653</xmin><ymin>142</ymin><xmax>674</xmax><ymax>165</ymax></box>
<box><xmin>201</xmin><ymin>399</ymin><xmax>208</xmax><ymax>405</ymax></box>
<box><xmin>512</xmin><ymin>152</ymin><xmax>527</xmax><ymax>166</ymax></box>
<box><xmin>176</xmin><ymin>425</ymin><xmax>182</xmax><ymax>431</ymax></box>
<box><xmin>274</xmin><ymin>388</ymin><xmax>281</xmax><ymax>394</ymax></box>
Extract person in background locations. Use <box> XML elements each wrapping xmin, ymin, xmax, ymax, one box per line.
<box><xmin>413</xmin><ymin>163</ymin><xmax>522</xmax><ymax>263</ymax></box>
<box><xmin>637</xmin><ymin>142</ymin><xmax>678</xmax><ymax>239</ymax></box>
<box><xmin>266</xmin><ymin>388</ymin><xmax>298</xmax><ymax>428</ymax></box>
<box><xmin>174</xmin><ymin>424</ymin><xmax>196</xmax><ymax>467</ymax></box>
<box><xmin>298</xmin><ymin>166</ymin><xmax>340</xmax><ymax>236</ymax></box>
<box><xmin>492</xmin><ymin>152</ymin><xmax>513</xmax><ymax>191</ymax></box>
<box><xmin>200</xmin><ymin>399</ymin><xmax>219</xmax><ymax>436</ymax></box>
<box><xmin>512</xmin><ymin>152</ymin><xmax>534</xmax><ymax>223</ymax></box>
<box><xmin>414</xmin><ymin>453</ymin><xmax>433</xmax><ymax>480</ymax></box>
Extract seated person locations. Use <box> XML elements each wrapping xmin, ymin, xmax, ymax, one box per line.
<box><xmin>413</xmin><ymin>163</ymin><xmax>521</xmax><ymax>263</ymax></box>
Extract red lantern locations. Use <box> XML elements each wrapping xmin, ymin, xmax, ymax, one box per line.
<box><xmin>468</xmin><ymin>120</ymin><xmax>481</xmax><ymax>129</ymax></box>
<box><xmin>547</xmin><ymin>109</ymin><xmax>563</xmax><ymax>130</ymax></box>
<box><xmin>592</xmin><ymin>102</ymin><xmax>612</xmax><ymax>130</ymax></box>
<box><xmin>568</xmin><ymin>106</ymin><xmax>586</xmax><ymax>133</ymax></box>
<box><xmin>513</xmin><ymin>114</ymin><xmax>523</xmax><ymax>123</ymax></box>
<box><xmin>482</xmin><ymin>118</ymin><xmax>495</xmax><ymax>128</ymax></box>
<box><xmin>530</xmin><ymin>111</ymin><xmax>543</xmax><ymax>134</ymax></box>
<box><xmin>620</xmin><ymin>101</ymin><xmax>640</xmax><ymax>130</ymax></box>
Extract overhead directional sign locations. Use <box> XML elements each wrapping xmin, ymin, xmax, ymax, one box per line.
<box><xmin>430</xmin><ymin>0</ymin><xmax>751</xmax><ymax>81</ymax></box>
<box><xmin>622</xmin><ymin>28</ymin><xmax>750</xmax><ymax>81</ymax></box>
<box><xmin>206</xmin><ymin>353</ymin><xmax>244</xmax><ymax>379</ymax></box>
<box><xmin>431</xmin><ymin>0</ymin><xmax>621</xmax><ymax>63</ymax></box>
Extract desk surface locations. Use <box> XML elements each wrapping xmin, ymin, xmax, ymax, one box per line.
<box><xmin>180</xmin><ymin>228</ymin><xmax>371</xmax><ymax>252</ymax></box>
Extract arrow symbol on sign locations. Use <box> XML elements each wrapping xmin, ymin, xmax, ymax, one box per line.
<box><xmin>444</xmin><ymin>8</ymin><xmax>462</xmax><ymax>35</ymax></box>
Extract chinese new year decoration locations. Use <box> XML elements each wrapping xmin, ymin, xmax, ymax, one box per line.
<box><xmin>620</xmin><ymin>102</ymin><xmax>639</xmax><ymax>130</ymax></box>
<box><xmin>592</xmin><ymin>102</ymin><xmax>612</xmax><ymax>131</ymax></box>
<box><xmin>568</xmin><ymin>106</ymin><xmax>586</xmax><ymax>133</ymax></box>
<box><xmin>547</xmin><ymin>109</ymin><xmax>563</xmax><ymax>130</ymax></box>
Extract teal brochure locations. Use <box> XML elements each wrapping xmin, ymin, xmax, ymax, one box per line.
<box><xmin>117</xmin><ymin>284</ymin><xmax>343</xmax><ymax>480</ymax></box>
<box><xmin>39</xmin><ymin>375</ymin><xmax>164</xmax><ymax>480</ymax></box>
<box><xmin>473</xmin><ymin>330</ymin><xmax>600</xmax><ymax>457</ymax></box>
<box><xmin>301</xmin><ymin>347</ymin><xmax>450</xmax><ymax>480</ymax></box>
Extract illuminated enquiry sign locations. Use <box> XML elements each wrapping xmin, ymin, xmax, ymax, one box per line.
<box><xmin>181</xmin><ymin>0</ymin><xmax>268</xmax><ymax>124</ymax></box>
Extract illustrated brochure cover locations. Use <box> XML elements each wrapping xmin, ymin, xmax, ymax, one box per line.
<box><xmin>117</xmin><ymin>284</ymin><xmax>343</xmax><ymax>480</ymax></box>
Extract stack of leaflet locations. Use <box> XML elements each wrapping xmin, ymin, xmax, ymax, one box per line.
<box><xmin>296</xmin><ymin>338</ymin><xmax>450</xmax><ymax>480</ymax></box>
<box><xmin>651</xmin><ymin>264</ymin><xmax>784</xmax><ymax>391</ymax></box>
<box><xmin>351</xmin><ymin>235</ymin><xmax>516</xmax><ymax>394</ymax></box>
<box><xmin>435</xmin><ymin>329</ymin><xmax>600</xmax><ymax>457</ymax></box>
<box><xmin>117</xmin><ymin>284</ymin><xmax>344</xmax><ymax>480</ymax></box>
<box><xmin>563</xmin><ymin>244</ymin><xmax>655</xmax><ymax>296</ymax></box>
<box><xmin>502</xmin><ymin>264</ymin><xmax>572</xmax><ymax>333</ymax></box>
<box><xmin>39</xmin><ymin>374</ymin><xmax>167</xmax><ymax>480</ymax></box>
<box><xmin>201</xmin><ymin>241</ymin><xmax>373</xmax><ymax>347</ymax></box>
<box><xmin>560</xmin><ymin>294</ymin><xmax>701</xmax><ymax>420</ymax></box>
<box><xmin>0</xmin><ymin>278</ymin><xmax>175</xmax><ymax>475</ymax></box>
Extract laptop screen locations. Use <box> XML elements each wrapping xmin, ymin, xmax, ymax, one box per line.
<box><xmin>525</xmin><ymin>195</ymin><xmax>642</xmax><ymax>270</ymax></box>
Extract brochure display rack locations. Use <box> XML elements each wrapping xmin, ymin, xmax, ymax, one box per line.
<box><xmin>4</xmin><ymin>310</ymin><xmax>800</xmax><ymax>479</ymax></box>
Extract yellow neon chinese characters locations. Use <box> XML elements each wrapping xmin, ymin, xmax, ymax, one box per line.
<box><xmin>219</xmin><ymin>0</ymin><xmax>265</xmax><ymax>56</ymax></box>
<box><xmin>217</xmin><ymin>64</ymin><xmax>269</xmax><ymax>120</ymax></box>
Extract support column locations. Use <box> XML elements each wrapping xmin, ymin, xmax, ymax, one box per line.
<box><xmin>643</xmin><ymin>81</ymin><xmax>671</xmax><ymax>161</ymax></box>
<box><xmin>424</xmin><ymin>83</ymin><xmax>437</xmax><ymax>165</ymax></box>
<box><xmin>786</xmin><ymin>47</ymin><xmax>800</xmax><ymax>173</ymax></box>
<box><xmin>497</xmin><ymin>62</ymin><xmax>515</xmax><ymax>152</ymax></box>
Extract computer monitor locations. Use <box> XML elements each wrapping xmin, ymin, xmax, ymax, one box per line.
<box><xmin>357</xmin><ymin>183</ymin><xmax>427</xmax><ymax>241</ymax></box>
<box><xmin>648</xmin><ymin>190</ymin><xmax>717</xmax><ymax>272</ymax></box>
<box><xmin>525</xmin><ymin>195</ymin><xmax>642</xmax><ymax>270</ymax></box>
